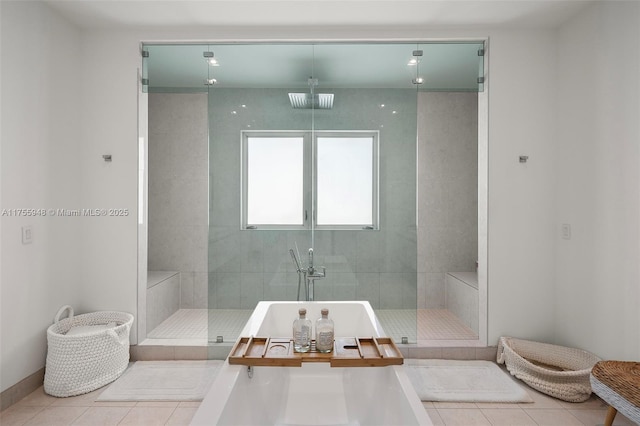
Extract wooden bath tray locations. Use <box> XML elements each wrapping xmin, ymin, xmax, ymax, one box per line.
<box><xmin>228</xmin><ymin>336</ymin><xmax>403</xmax><ymax>367</ymax></box>
<box><xmin>331</xmin><ymin>337</ymin><xmax>404</xmax><ymax>367</ymax></box>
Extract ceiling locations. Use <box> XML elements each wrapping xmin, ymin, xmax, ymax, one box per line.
<box><xmin>46</xmin><ymin>1</ymin><xmax>594</xmax><ymax>30</ymax></box>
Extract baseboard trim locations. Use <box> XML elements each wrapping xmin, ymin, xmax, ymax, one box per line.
<box><xmin>0</xmin><ymin>368</ymin><xmax>45</xmax><ymax>411</ymax></box>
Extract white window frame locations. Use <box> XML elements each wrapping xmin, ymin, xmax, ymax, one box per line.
<box><xmin>241</xmin><ymin>130</ymin><xmax>379</xmax><ymax>231</ymax></box>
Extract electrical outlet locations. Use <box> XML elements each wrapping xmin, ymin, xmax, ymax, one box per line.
<box><xmin>561</xmin><ymin>223</ymin><xmax>571</xmax><ymax>240</ymax></box>
<box><xmin>22</xmin><ymin>226</ymin><xmax>33</xmax><ymax>244</ymax></box>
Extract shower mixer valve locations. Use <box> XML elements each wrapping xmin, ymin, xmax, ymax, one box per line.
<box><xmin>305</xmin><ymin>248</ymin><xmax>326</xmax><ymax>302</ymax></box>
<box><xmin>306</xmin><ymin>248</ymin><xmax>325</xmax><ymax>277</ymax></box>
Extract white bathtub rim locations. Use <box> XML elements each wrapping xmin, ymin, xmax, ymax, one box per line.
<box><xmin>245</xmin><ymin>300</ymin><xmax>385</xmax><ymax>335</ymax></box>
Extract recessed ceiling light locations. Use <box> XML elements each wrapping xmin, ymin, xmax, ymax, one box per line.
<box><xmin>231</xmin><ymin>110</ymin><xmax>237</xmax><ymax>115</ymax></box>
<box><xmin>392</xmin><ymin>110</ymin><xmax>397</xmax><ymax>114</ymax></box>
<box><xmin>241</xmin><ymin>104</ymin><xmax>247</xmax><ymax>108</ymax></box>
<box><xmin>379</xmin><ymin>104</ymin><xmax>385</xmax><ymax>108</ymax></box>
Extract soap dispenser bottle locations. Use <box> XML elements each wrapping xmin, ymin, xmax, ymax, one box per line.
<box><xmin>293</xmin><ymin>308</ymin><xmax>312</xmax><ymax>353</ymax></box>
<box><xmin>315</xmin><ymin>308</ymin><xmax>334</xmax><ymax>353</ymax></box>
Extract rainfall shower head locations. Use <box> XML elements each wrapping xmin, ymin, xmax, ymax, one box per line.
<box><xmin>288</xmin><ymin>93</ymin><xmax>334</xmax><ymax>109</ymax></box>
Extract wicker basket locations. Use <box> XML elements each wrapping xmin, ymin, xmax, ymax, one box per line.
<box><xmin>590</xmin><ymin>361</ymin><xmax>640</xmax><ymax>423</ymax></box>
<box><xmin>497</xmin><ymin>336</ymin><xmax>601</xmax><ymax>402</ymax></box>
<box><xmin>44</xmin><ymin>306</ymin><xmax>134</xmax><ymax>397</ymax></box>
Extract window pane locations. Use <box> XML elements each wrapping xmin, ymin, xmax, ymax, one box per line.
<box><xmin>247</xmin><ymin>137</ymin><xmax>303</xmax><ymax>225</ymax></box>
<box><xmin>317</xmin><ymin>137</ymin><xmax>373</xmax><ymax>225</ymax></box>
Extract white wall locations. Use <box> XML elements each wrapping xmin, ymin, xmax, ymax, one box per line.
<box><xmin>485</xmin><ymin>29</ymin><xmax>559</xmax><ymax>345</ymax></box>
<box><xmin>555</xmin><ymin>1</ymin><xmax>640</xmax><ymax>360</ymax></box>
<box><xmin>77</xmin><ymin>32</ymin><xmax>141</xmax><ymax>341</ymax></box>
<box><xmin>0</xmin><ymin>1</ymin><xmax>83</xmax><ymax>392</ymax></box>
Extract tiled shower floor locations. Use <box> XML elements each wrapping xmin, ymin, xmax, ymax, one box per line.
<box><xmin>378</xmin><ymin>308</ymin><xmax>478</xmax><ymax>342</ymax></box>
<box><xmin>147</xmin><ymin>309</ymin><xmax>252</xmax><ymax>341</ymax></box>
<box><xmin>147</xmin><ymin>308</ymin><xmax>478</xmax><ymax>343</ymax></box>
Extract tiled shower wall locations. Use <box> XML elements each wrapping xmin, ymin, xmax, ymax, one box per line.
<box><xmin>417</xmin><ymin>92</ymin><xmax>479</xmax><ymax>309</ymax></box>
<box><xmin>146</xmin><ymin>90</ymin><xmax>478</xmax><ymax>318</ymax></box>
<box><xmin>148</xmin><ymin>93</ymin><xmax>209</xmax><ymax>309</ymax></box>
<box><xmin>208</xmin><ymin>88</ymin><xmax>418</xmax><ymax>311</ymax></box>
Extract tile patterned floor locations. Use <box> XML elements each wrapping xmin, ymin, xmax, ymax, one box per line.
<box><xmin>148</xmin><ymin>308</ymin><xmax>477</xmax><ymax>343</ymax></box>
<box><xmin>1</xmin><ymin>366</ymin><xmax>637</xmax><ymax>426</ymax></box>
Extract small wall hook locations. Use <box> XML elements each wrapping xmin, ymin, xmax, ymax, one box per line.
<box><xmin>102</xmin><ymin>154</ymin><xmax>112</xmax><ymax>162</ymax></box>
<box><xmin>519</xmin><ymin>155</ymin><xmax>529</xmax><ymax>163</ymax></box>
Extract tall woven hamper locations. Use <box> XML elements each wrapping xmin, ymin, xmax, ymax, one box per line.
<box><xmin>44</xmin><ymin>306</ymin><xmax>134</xmax><ymax>397</ymax></box>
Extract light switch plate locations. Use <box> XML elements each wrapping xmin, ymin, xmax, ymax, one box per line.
<box><xmin>22</xmin><ymin>226</ymin><xmax>33</xmax><ymax>244</ymax></box>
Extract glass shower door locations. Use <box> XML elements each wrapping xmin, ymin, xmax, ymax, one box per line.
<box><xmin>143</xmin><ymin>43</ymin><xmax>210</xmax><ymax>343</ymax></box>
<box><xmin>206</xmin><ymin>44</ymin><xmax>315</xmax><ymax>346</ymax></box>
<box><xmin>309</xmin><ymin>43</ymin><xmax>419</xmax><ymax>344</ymax></box>
<box><xmin>206</xmin><ymin>42</ymin><xmax>419</xmax><ymax>345</ymax></box>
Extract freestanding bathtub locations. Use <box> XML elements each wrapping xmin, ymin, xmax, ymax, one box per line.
<box><xmin>191</xmin><ymin>301</ymin><xmax>432</xmax><ymax>425</ymax></box>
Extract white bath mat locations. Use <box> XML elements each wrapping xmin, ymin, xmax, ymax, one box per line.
<box><xmin>97</xmin><ymin>360</ymin><xmax>222</xmax><ymax>402</ymax></box>
<box><xmin>405</xmin><ymin>359</ymin><xmax>533</xmax><ymax>403</ymax></box>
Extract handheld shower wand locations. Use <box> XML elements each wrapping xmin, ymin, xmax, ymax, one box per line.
<box><xmin>289</xmin><ymin>248</ymin><xmax>307</xmax><ymax>301</ymax></box>
<box><xmin>289</xmin><ymin>249</ymin><xmax>301</xmax><ymax>272</ymax></box>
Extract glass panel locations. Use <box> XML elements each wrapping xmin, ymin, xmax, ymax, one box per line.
<box><xmin>316</xmin><ymin>136</ymin><xmax>374</xmax><ymax>226</ymax></box>
<box><xmin>206</xmin><ymin>43</ymin><xmax>314</xmax><ymax>344</ymax></box>
<box><xmin>416</xmin><ymin>42</ymin><xmax>486</xmax><ymax>92</ymax></box>
<box><xmin>417</xmin><ymin>42</ymin><xmax>482</xmax><ymax>342</ymax></box>
<box><xmin>310</xmin><ymin>43</ymin><xmax>418</xmax><ymax>344</ymax></box>
<box><xmin>145</xmin><ymin>44</ymin><xmax>210</xmax><ymax>91</ymax></box>
<box><xmin>142</xmin><ymin>44</ymin><xmax>209</xmax><ymax>342</ymax></box>
<box><xmin>246</xmin><ymin>136</ymin><xmax>304</xmax><ymax>225</ymax></box>
<box><xmin>142</xmin><ymin>41</ymin><xmax>486</xmax><ymax>349</ymax></box>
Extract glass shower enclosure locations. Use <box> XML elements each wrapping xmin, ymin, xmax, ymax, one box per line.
<box><xmin>142</xmin><ymin>41</ymin><xmax>484</xmax><ymax>349</ymax></box>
